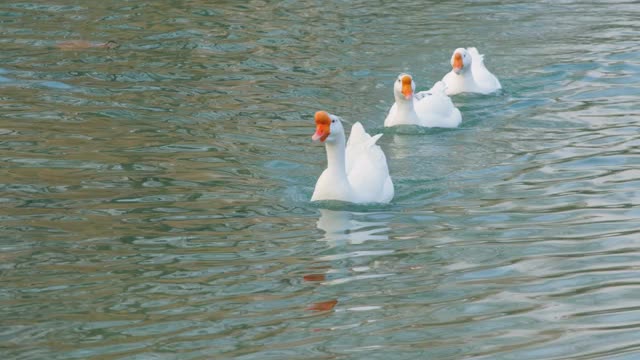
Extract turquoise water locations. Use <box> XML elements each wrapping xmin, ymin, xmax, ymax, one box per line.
<box><xmin>1</xmin><ymin>1</ymin><xmax>640</xmax><ymax>359</ymax></box>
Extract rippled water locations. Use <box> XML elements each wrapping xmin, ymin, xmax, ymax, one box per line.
<box><xmin>1</xmin><ymin>1</ymin><xmax>640</xmax><ymax>359</ymax></box>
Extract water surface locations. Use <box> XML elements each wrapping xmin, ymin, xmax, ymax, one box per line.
<box><xmin>1</xmin><ymin>1</ymin><xmax>640</xmax><ymax>359</ymax></box>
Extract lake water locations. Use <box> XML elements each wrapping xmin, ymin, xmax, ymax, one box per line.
<box><xmin>1</xmin><ymin>1</ymin><xmax>640</xmax><ymax>359</ymax></box>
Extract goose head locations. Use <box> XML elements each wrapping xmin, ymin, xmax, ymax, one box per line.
<box><xmin>312</xmin><ymin>111</ymin><xmax>344</xmax><ymax>143</ymax></box>
<box><xmin>393</xmin><ymin>73</ymin><xmax>415</xmax><ymax>101</ymax></box>
<box><xmin>451</xmin><ymin>48</ymin><xmax>471</xmax><ymax>75</ymax></box>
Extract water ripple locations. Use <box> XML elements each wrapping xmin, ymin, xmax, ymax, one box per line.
<box><xmin>1</xmin><ymin>0</ymin><xmax>640</xmax><ymax>359</ymax></box>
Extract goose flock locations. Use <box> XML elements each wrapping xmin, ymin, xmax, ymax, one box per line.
<box><xmin>311</xmin><ymin>47</ymin><xmax>501</xmax><ymax>204</ymax></box>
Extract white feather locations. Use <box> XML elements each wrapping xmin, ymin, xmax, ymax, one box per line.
<box><xmin>384</xmin><ymin>74</ymin><xmax>462</xmax><ymax>128</ymax></box>
<box><xmin>441</xmin><ymin>47</ymin><xmax>501</xmax><ymax>95</ymax></box>
<box><xmin>312</xmin><ymin>116</ymin><xmax>394</xmax><ymax>204</ymax></box>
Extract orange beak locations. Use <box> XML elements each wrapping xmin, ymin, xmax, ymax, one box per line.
<box><xmin>452</xmin><ymin>52</ymin><xmax>463</xmax><ymax>74</ymax></box>
<box><xmin>401</xmin><ymin>75</ymin><xmax>413</xmax><ymax>99</ymax></box>
<box><xmin>312</xmin><ymin>111</ymin><xmax>331</xmax><ymax>142</ymax></box>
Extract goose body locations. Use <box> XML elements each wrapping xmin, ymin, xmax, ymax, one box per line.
<box><xmin>311</xmin><ymin>111</ymin><xmax>394</xmax><ymax>204</ymax></box>
<box><xmin>384</xmin><ymin>73</ymin><xmax>462</xmax><ymax>128</ymax></box>
<box><xmin>441</xmin><ymin>47</ymin><xmax>501</xmax><ymax>95</ymax></box>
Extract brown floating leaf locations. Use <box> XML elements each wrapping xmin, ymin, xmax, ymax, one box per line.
<box><xmin>303</xmin><ymin>274</ymin><xmax>326</xmax><ymax>282</ymax></box>
<box><xmin>57</xmin><ymin>40</ymin><xmax>93</xmax><ymax>50</ymax></box>
<box><xmin>57</xmin><ymin>40</ymin><xmax>119</xmax><ymax>50</ymax></box>
<box><xmin>307</xmin><ymin>299</ymin><xmax>337</xmax><ymax>311</ymax></box>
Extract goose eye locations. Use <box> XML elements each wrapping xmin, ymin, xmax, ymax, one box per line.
<box><xmin>331</xmin><ymin>119</ymin><xmax>336</xmax><ymax>123</ymax></box>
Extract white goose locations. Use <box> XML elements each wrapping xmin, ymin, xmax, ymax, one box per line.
<box><xmin>384</xmin><ymin>73</ymin><xmax>462</xmax><ymax>128</ymax></box>
<box><xmin>311</xmin><ymin>111</ymin><xmax>394</xmax><ymax>204</ymax></box>
<box><xmin>441</xmin><ymin>47</ymin><xmax>502</xmax><ymax>95</ymax></box>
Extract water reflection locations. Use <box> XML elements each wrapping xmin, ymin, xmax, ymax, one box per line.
<box><xmin>309</xmin><ymin>209</ymin><xmax>394</xmax><ymax>288</ymax></box>
<box><xmin>316</xmin><ymin>208</ymin><xmax>389</xmax><ymax>246</ymax></box>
